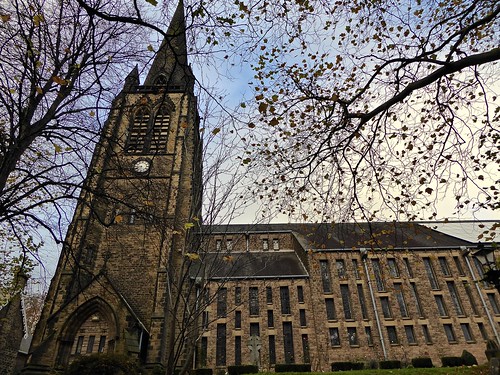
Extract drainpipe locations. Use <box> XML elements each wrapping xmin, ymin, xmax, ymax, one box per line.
<box><xmin>462</xmin><ymin>247</ymin><xmax>500</xmax><ymax>345</ymax></box>
<box><xmin>361</xmin><ymin>248</ymin><xmax>388</xmax><ymax>360</ymax></box>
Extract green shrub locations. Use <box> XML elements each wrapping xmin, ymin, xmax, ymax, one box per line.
<box><xmin>411</xmin><ymin>357</ymin><xmax>433</xmax><ymax>368</ymax></box>
<box><xmin>275</xmin><ymin>363</ymin><xmax>311</xmax><ymax>372</ymax></box>
<box><xmin>65</xmin><ymin>354</ymin><xmax>142</xmax><ymax>375</ymax></box>
<box><xmin>379</xmin><ymin>360</ymin><xmax>401</xmax><ymax>369</ymax></box>
<box><xmin>227</xmin><ymin>365</ymin><xmax>259</xmax><ymax>375</ymax></box>
<box><xmin>461</xmin><ymin>350</ymin><xmax>478</xmax><ymax>366</ymax></box>
<box><xmin>195</xmin><ymin>369</ymin><xmax>213</xmax><ymax>375</ymax></box>
<box><xmin>441</xmin><ymin>356</ymin><xmax>464</xmax><ymax>367</ymax></box>
<box><xmin>331</xmin><ymin>361</ymin><xmax>364</xmax><ymax>371</ymax></box>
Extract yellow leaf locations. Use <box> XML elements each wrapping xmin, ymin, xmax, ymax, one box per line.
<box><xmin>147</xmin><ymin>44</ymin><xmax>154</xmax><ymax>52</ymax></box>
<box><xmin>114</xmin><ymin>215</ymin><xmax>123</xmax><ymax>223</ymax></box>
<box><xmin>89</xmin><ymin>110</ymin><xmax>95</xmax><ymax>117</ymax></box>
<box><xmin>54</xmin><ymin>144</ymin><xmax>62</xmax><ymax>153</ymax></box>
<box><xmin>33</xmin><ymin>14</ymin><xmax>44</xmax><ymax>26</ymax></box>
<box><xmin>223</xmin><ymin>255</ymin><xmax>233</xmax><ymax>262</ymax></box>
<box><xmin>1</xmin><ymin>14</ymin><xmax>11</xmax><ymax>22</ymax></box>
<box><xmin>145</xmin><ymin>0</ymin><xmax>158</xmax><ymax>5</ymax></box>
<box><xmin>36</xmin><ymin>87</ymin><xmax>43</xmax><ymax>94</ymax></box>
<box><xmin>185</xmin><ymin>252</ymin><xmax>200</xmax><ymax>261</ymax></box>
<box><xmin>172</xmin><ymin>230</ymin><xmax>181</xmax><ymax>234</ymax></box>
<box><xmin>184</xmin><ymin>222</ymin><xmax>195</xmax><ymax>230</ymax></box>
<box><xmin>212</xmin><ymin>128</ymin><xmax>220</xmax><ymax>135</ymax></box>
<box><xmin>64</xmin><ymin>48</ymin><xmax>71</xmax><ymax>54</ymax></box>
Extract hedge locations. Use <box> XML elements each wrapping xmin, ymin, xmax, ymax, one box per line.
<box><xmin>275</xmin><ymin>363</ymin><xmax>312</xmax><ymax>372</ymax></box>
<box><xmin>379</xmin><ymin>360</ymin><xmax>402</xmax><ymax>369</ymax></box>
<box><xmin>411</xmin><ymin>357</ymin><xmax>433</xmax><ymax>368</ymax></box>
<box><xmin>227</xmin><ymin>365</ymin><xmax>259</xmax><ymax>375</ymax></box>
<box><xmin>331</xmin><ymin>361</ymin><xmax>365</xmax><ymax>371</ymax></box>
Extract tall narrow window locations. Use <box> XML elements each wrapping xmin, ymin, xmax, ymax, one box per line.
<box><xmin>380</xmin><ymin>296</ymin><xmax>393</xmax><ymax>319</ymax></box>
<box><xmin>200</xmin><ymin>337</ymin><xmax>208</xmax><ymax>367</ymax></box>
<box><xmin>325</xmin><ymin>298</ymin><xmax>337</xmax><ymax>320</ymax></box>
<box><xmin>98</xmin><ymin>335</ymin><xmax>106</xmax><ymax>353</ymax></box>
<box><xmin>423</xmin><ymin>257</ymin><xmax>440</xmax><ymax>290</ymax></box>
<box><xmin>372</xmin><ymin>259</ymin><xmax>385</xmax><ymax>291</ymax></box>
<box><xmin>438</xmin><ymin>257</ymin><xmax>451</xmax><ymax>276</ymax></box>
<box><xmin>340</xmin><ymin>284</ymin><xmax>353</xmax><ymax>319</ymax></box>
<box><xmin>216</xmin><ymin>239</ymin><xmax>222</xmax><ymax>251</ymax></box>
<box><xmin>235</xmin><ymin>286</ymin><xmax>242</xmax><ymax>305</ymax></box>
<box><xmin>463</xmin><ymin>282</ymin><xmax>479</xmax><ymax>315</ymax></box>
<box><xmin>478</xmin><ymin>323</ymin><xmax>489</xmax><ymax>340</ymax></box>
<box><xmin>447</xmin><ymin>281</ymin><xmax>464</xmax><ymax>316</ymax></box>
<box><xmin>410</xmin><ymin>282</ymin><xmax>425</xmax><ymax>317</ymax></box>
<box><xmin>347</xmin><ymin>327</ymin><xmax>358</xmax><ymax>346</ymax></box>
<box><xmin>217</xmin><ymin>288</ymin><xmax>227</xmax><ymax>317</ymax></box>
<box><xmin>387</xmin><ymin>326</ymin><xmax>399</xmax><ymax>344</ymax></box>
<box><xmin>235</xmin><ymin>311</ymin><xmax>241</xmax><ymax>329</ymax></box>
<box><xmin>226</xmin><ymin>239</ymin><xmax>233</xmax><ymax>251</ymax></box>
<box><xmin>302</xmin><ymin>335</ymin><xmax>310</xmax><ymax>363</ymax></box>
<box><xmin>365</xmin><ymin>326</ymin><xmax>373</xmax><ymax>346</ymax></box>
<box><xmin>86</xmin><ymin>336</ymin><xmax>95</xmax><ymax>353</ymax></box>
<box><xmin>443</xmin><ymin>324</ymin><xmax>456</xmax><ymax>343</ymax></box>
<box><xmin>75</xmin><ymin>336</ymin><xmax>84</xmax><ymax>354</ymax></box>
<box><xmin>352</xmin><ymin>259</ymin><xmax>361</xmax><ymax>279</ymax></box>
<box><xmin>422</xmin><ymin>325</ymin><xmax>432</xmax><ymax>344</ymax></box>
<box><xmin>357</xmin><ymin>284</ymin><xmax>368</xmax><ymax>319</ymax></box>
<box><xmin>320</xmin><ymin>260</ymin><xmax>332</xmax><ymax>293</ymax></box>
<box><xmin>202</xmin><ymin>311</ymin><xmax>209</xmax><ymax>329</ymax></box>
<box><xmin>454</xmin><ymin>256</ymin><xmax>465</xmax><ymax>276</ymax></box>
<box><xmin>280</xmin><ymin>286</ymin><xmax>291</xmax><ymax>314</ymax></box>
<box><xmin>266</xmin><ymin>286</ymin><xmax>273</xmax><ymax>304</ymax></box>
<box><xmin>267</xmin><ymin>310</ymin><xmax>274</xmax><ymax>328</ymax></box>
<box><xmin>461</xmin><ymin>323</ymin><xmax>474</xmax><ymax>342</ymax></box>
<box><xmin>388</xmin><ymin>259</ymin><xmax>400</xmax><ymax>278</ymax></box>
<box><xmin>336</xmin><ymin>259</ymin><xmax>347</xmax><ymax>279</ymax></box>
<box><xmin>216</xmin><ymin>324</ymin><xmax>226</xmax><ymax>366</ymax></box>
<box><xmin>488</xmin><ymin>294</ymin><xmax>500</xmax><ymax>314</ymax></box>
<box><xmin>269</xmin><ymin>336</ymin><xmax>276</xmax><ymax>364</ymax></box>
<box><xmin>435</xmin><ymin>295</ymin><xmax>448</xmax><ymax>317</ymax></box>
<box><xmin>249</xmin><ymin>287</ymin><xmax>259</xmax><ymax>316</ymax></box>
<box><xmin>404</xmin><ymin>326</ymin><xmax>416</xmax><ymax>344</ymax></box>
<box><xmin>329</xmin><ymin>327</ymin><xmax>340</xmax><ymax>346</ymax></box>
<box><xmin>403</xmin><ymin>258</ymin><xmax>414</xmax><ymax>278</ymax></box>
<box><xmin>150</xmin><ymin>105</ymin><xmax>170</xmax><ymax>153</ymax></box>
<box><xmin>297</xmin><ymin>285</ymin><xmax>304</xmax><ymax>303</ymax></box>
<box><xmin>474</xmin><ymin>257</ymin><xmax>490</xmax><ymax>288</ymax></box>
<box><xmin>299</xmin><ymin>309</ymin><xmax>307</xmax><ymax>326</ymax></box>
<box><xmin>235</xmin><ymin>336</ymin><xmax>242</xmax><ymax>365</ymax></box>
<box><xmin>127</xmin><ymin>107</ymin><xmax>150</xmax><ymax>153</ymax></box>
<box><xmin>394</xmin><ymin>283</ymin><xmax>409</xmax><ymax>318</ymax></box>
<box><xmin>283</xmin><ymin>322</ymin><xmax>295</xmax><ymax>364</ymax></box>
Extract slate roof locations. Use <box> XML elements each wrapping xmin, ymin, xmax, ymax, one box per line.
<box><xmin>194</xmin><ymin>250</ymin><xmax>308</xmax><ymax>279</ymax></box>
<box><xmin>202</xmin><ymin>222</ymin><xmax>474</xmax><ymax>250</ymax></box>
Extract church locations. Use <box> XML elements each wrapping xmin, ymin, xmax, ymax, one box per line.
<box><xmin>23</xmin><ymin>1</ymin><xmax>500</xmax><ymax>373</ymax></box>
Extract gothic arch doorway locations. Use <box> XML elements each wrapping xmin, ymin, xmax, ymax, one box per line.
<box><xmin>56</xmin><ymin>297</ymin><xmax>118</xmax><ymax>366</ymax></box>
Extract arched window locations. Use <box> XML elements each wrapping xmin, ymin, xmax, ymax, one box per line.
<box><xmin>150</xmin><ymin>106</ymin><xmax>170</xmax><ymax>153</ymax></box>
<box><xmin>127</xmin><ymin>107</ymin><xmax>150</xmax><ymax>153</ymax></box>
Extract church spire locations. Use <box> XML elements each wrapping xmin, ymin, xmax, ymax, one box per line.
<box><xmin>144</xmin><ymin>0</ymin><xmax>194</xmax><ymax>91</ymax></box>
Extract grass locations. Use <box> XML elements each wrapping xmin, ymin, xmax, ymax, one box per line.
<box><xmin>249</xmin><ymin>365</ymin><xmax>489</xmax><ymax>375</ymax></box>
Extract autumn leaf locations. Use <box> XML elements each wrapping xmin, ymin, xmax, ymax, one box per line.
<box><xmin>258</xmin><ymin>102</ymin><xmax>268</xmax><ymax>113</ymax></box>
<box><xmin>52</xmin><ymin>76</ymin><xmax>67</xmax><ymax>85</ymax></box>
<box><xmin>89</xmin><ymin>110</ymin><xmax>95</xmax><ymax>117</ymax></box>
<box><xmin>114</xmin><ymin>215</ymin><xmax>123</xmax><ymax>224</ymax></box>
<box><xmin>144</xmin><ymin>0</ymin><xmax>158</xmax><ymax>5</ymax></box>
<box><xmin>53</xmin><ymin>144</ymin><xmax>63</xmax><ymax>153</ymax></box>
<box><xmin>33</xmin><ymin>14</ymin><xmax>44</xmax><ymax>26</ymax></box>
<box><xmin>223</xmin><ymin>255</ymin><xmax>233</xmax><ymax>262</ymax></box>
<box><xmin>185</xmin><ymin>252</ymin><xmax>200</xmax><ymax>261</ymax></box>
<box><xmin>147</xmin><ymin>44</ymin><xmax>155</xmax><ymax>52</ymax></box>
<box><xmin>35</xmin><ymin>87</ymin><xmax>43</xmax><ymax>94</ymax></box>
<box><xmin>212</xmin><ymin>128</ymin><xmax>220</xmax><ymax>135</ymax></box>
<box><xmin>425</xmin><ymin>187</ymin><xmax>433</xmax><ymax>195</ymax></box>
<box><xmin>1</xmin><ymin>14</ymin><xmax>11</xmax><ymax>22</ymax></box>
<box><xmin>184</xmin><ymin>222</ymin><xmax>195</xmax><ymax>230</ymax></box>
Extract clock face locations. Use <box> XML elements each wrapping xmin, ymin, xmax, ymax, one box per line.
<box><xmin>134</xmin><ymin>160</ymin><xmax>150</xmax><ymax>173</ymax></box>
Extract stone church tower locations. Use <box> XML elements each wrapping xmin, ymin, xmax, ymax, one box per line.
<box><xmin>24</xmin><ymin>1</ymin><xmax>201</xmax><ymax>372</ymax></box>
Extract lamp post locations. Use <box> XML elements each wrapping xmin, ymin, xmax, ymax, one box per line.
<box><xmin>473</xmin><ymin>243</ymin><xmax>500</xmax><ymax>293</ymax></box>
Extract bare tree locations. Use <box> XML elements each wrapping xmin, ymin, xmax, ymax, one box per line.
<box><xmin>0</xmin><ymin>0</ymin><xmax>146</xmax><ymax>292</ymax></box>
<box><xmin>237</xmin><ymin>0</ymin><xmax>500</xmax><ymax>230</ymax></box>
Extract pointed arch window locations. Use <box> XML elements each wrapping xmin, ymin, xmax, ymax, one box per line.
<box><xmin>127</xmin><ymin>105</ymin><xmax>170</xmax><ymax>154</ymax></box>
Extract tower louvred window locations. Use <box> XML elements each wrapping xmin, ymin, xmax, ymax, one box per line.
<box><xmin>127</xmin><ymin>107</ymin><xmax>150</xmax><ymax>153</ymax></box>
<box><xmin>150</xmin><ymin>106</ymin><xmax>170</xmax><ymax>152</ymax></box>
<box><xmin>127</xmin><ymin>105</ymin><xmax>170</xmax><ymax>154</ymax></box>
<box><xmin>154</xmin><ymin>75</ymin><xmax>168</xmax><ymax>85</ymax></box>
